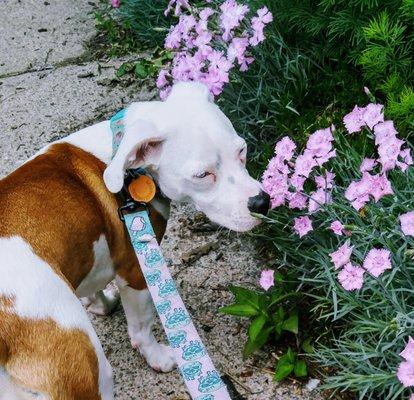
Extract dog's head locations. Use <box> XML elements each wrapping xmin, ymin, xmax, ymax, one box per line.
<box><xmin>104</xmin><ymin>82</ymin><xmax>269</xmax><ymax>232</ymax></box>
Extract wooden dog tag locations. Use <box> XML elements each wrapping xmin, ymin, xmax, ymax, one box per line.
<box><xmin>128</xmin><ymin>175</ymin><xmax>156</xmax><ymax>203</ymax></box>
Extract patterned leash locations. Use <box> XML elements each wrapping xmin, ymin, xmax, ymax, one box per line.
<box><xmin>122</xmin><ymin>209</ymin><xmax>232</xmax><ymax>400</ymax></box>
<box><xmin>110</xmin><ymin>109</ymin><xmax>234</xmax><ymax>399</ymax></box>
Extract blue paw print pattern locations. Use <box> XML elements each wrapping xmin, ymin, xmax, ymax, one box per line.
<box><xmin>144</xmin><ymin>249</ymin><xmax>163</xmax><ymax>268</ymax></box>
<box><xmin>131</xmin><ymin>239</ymin><xmax>148</xmax><ymax>254</ymax></box>
<box><xmin>195</xmin><ymin>395</ymin><xmax>214</xmax><ymax>400</ymax></box>
<box><xmin>155</xmin><ymin>300</ymin><xmax>171</xmax><ymax>315</ymax></box>
<box><xmin>158</xmin><ymin>279</ymin><xmax>178</xmax><ymax>298</ymax></box>
<box><xmin>165</xmin><ymin>308</ymin><xmax>191</xmax><ymax>329</ymax></box>
<box><xmin>182</xmin><ymin>341</ymin><xmax>206</xmax><ymax>361</ymax></box>
<box><xmin>144</xmin><ymin>269</ymin><xmax>161</xmax><ymax>286</ymax></box>
<box><xmin>180</xmin><ymin>361</ymin><xmax>202</xmax><ymax>381</ymax></box>
<box><xmin>168</xmin><ymin>330</ymin><xmax>187</xmax><ymax>349</ymax></box>
<box><xmin>198</xmin><ymin>371</ymin><xmax>224</xmax><ymax>393</ymax></box>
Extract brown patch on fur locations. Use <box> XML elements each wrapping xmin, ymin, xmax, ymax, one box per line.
<box><xmin>0</xmin><ymin>142</ymin><xmax>168</xmax><ymax>396</ymax></box>
<box><xmin>0</xmin><ymin>142</ymin><xmax>167</xmax><ymax>290</ymax></box>
<box><xmin>0</xmin><ymin>310</ymin><xmax>101</xmax><ymax>400</ymax></box>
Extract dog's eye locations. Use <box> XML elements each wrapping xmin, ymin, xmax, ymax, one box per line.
<box><xmin>194</xmin><ymin>171</ymin><xmax>212</xmax><ymax>179</ymax></box>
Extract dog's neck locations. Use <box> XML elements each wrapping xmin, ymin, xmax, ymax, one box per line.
<box><xmin>59</xmin><ymin>120</ymin><xmax>171</xmax><ymax>220</ymax></box>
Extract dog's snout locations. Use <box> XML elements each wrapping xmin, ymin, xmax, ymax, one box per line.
<box><xmin>248</xmin><ymin>190</ymin><xmax>270</xmax><ymax>216</ymax></box>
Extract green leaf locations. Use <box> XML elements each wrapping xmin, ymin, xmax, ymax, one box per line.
<box><xmin>282</xmin><ymin>311</ymin><xmax>299</xmax><ymax>334</ymax></box>
<box><xmin>116</xmin><ymin>63</ymin><xmax>127</xmax><ymax>77</ymax></box>
<box><xmin>294</xmin><ymin>359</ymin><xmax>308</xmax><ymax>378</ymax></box>
<box><xmin>273</xmin><ymin>348</ymin><xmax>296</xmax><ymax>381</ymax></box>
<box><xmin>229</xmin><ymin>285</ymin><xmax>260</xmax><ymax>309</ymax></box>
<box><xmin>302</xmin><ymin>338</ymin><xmax>314</xmax><ymax>354</ymax></box>
<box><xmin>248</xmin><ymin>315</ymin><xmax>267</xmax><ymax>342</ymax></box>
<box><xmin>219</xmin><ymin>304</ymin><xmax>259</xmax><ymax>317</ymax></box>
<box><xmin>135</xmin><ymin>63</ymin><xmax>148</xmax><ymax>78</ymax></box>
<box><xmin>243</xmin><ymin>326</ymin><xmax>272</xmax><ymax>359</ymax></box>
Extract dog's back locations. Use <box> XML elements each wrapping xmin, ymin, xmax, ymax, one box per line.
<box><xmin>0</xmin><ymin>144</ymin><xmax>116</xmax><ymax>399</ymax></box>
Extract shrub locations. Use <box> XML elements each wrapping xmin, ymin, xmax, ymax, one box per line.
<box><xmin>247</xmin><ymin>104</ymin><xmax>414</xmax><ymax>399</ymax></box>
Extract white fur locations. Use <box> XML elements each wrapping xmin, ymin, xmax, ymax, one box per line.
<box><xmin>0</xmin><ymin>237</ymin><xmax>113</xmax><ymax>400</ymax></box>
<box><xmin>76</xmin><ymin>235</ymin><xmax>114</xmax><ymax>298</ymax></box>
<box><xmin>44</xmin><ymin>82</ymin><xmax>263</xmax><ymax>232</ymax></box>
<box><xmin>115</xmin><ymin>277</ymin><xmax>176</xmax><ymax>372</ymax></box>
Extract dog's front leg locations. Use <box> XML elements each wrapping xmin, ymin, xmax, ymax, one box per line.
<box><xmin>115</xmin><ymin>278</ymin><xmax>176</xmax><ymax>372</ymax></box>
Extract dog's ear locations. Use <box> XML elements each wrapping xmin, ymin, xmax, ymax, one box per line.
<box><xmin>166</xmin><ymin>82</ymin><xmax>213</xmax><ymax>104</ymax></box>
<box><xmin>103</xmin><ymin>119</ymin><xmax>164</xmax><ymax>193</ymax></box>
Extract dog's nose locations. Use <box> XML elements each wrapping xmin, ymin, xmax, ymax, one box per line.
<box><xmin>248</xmin><ymin>191</ymin><xmax>270</xmax><ymax>216</ymax></box>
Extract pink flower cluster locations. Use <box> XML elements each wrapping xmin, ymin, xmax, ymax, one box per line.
<box><xmin>158</xmin><ymin>1</ymin><xmax>273</xmax><ymax>99</ymax></box>
<box><xmin>262</xmin><ymin>127</ymin><xmax>336</xmax><ymax>238</ymax></box>
<box><xmin>343</xmin><ymin>104</ymin><xmax>413</xmax><ymax>210</ymax></box>
<box><xmin>398</xmin><ymin>337</ymin><xmax>414</xmax><ymax>387</ymax></box>
<box><xmin>329</xmin><ymin>243</ymin><xmax>392</xmax><ymax>291</ymax></box>
<box><xmin>400</xmin><ymin>211</ymin><xmax>414</xmax><ymax>237</ymax></box>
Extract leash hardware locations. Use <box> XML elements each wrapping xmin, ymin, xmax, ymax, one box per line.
<box><xmin>118</xmin><ymin>201</ymin><xmax>147</xmax><ymax>222</ymax></box>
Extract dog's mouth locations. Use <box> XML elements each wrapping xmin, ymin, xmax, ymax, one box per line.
<box><xmin>206</xmin><ymin>212</ymin><xmax>261</xmax><ymax>233</ymax></box>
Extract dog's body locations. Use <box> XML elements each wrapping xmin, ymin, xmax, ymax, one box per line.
<box><xmin>0</xmin><ymin>83</ymin><xmax>269</xmax><ymax>399</ymax></box>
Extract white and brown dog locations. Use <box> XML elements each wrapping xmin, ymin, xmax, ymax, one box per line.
<box><xmin>0</xmin><ymin>82</ymin><xmax>270</xmax><ymax>399</ymax></box>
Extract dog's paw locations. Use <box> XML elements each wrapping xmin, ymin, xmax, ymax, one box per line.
<box><xmin>139</xmin><ymin>343</ymin><xmax>176</xmax><ymax>373</ymax></box>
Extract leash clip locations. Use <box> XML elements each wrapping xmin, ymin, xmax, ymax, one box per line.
<box><xmin>118</xmin><ymin>201</ymin><xmax>148</xmax><ymax>222</ymax></box>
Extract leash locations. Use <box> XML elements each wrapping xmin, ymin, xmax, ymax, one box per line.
<box><xmin>111</xmin><ymin>110</ymin><xmax>233</xmax><ymax>400</ymax></box>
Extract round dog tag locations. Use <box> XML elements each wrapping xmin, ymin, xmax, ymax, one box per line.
<box><xmin>128</xmin><ymin>175</ymin><xmax>156</xmax><ymax>203</ymax></box>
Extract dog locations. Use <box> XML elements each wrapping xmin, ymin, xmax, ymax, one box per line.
<box><xmin>0</xmin><ymin>82</ymin><xmax>270</xmax><ymax>399</ymax></box>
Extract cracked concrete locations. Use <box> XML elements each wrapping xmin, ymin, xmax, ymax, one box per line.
<box><xmin>0</xmin><ymin>1</ymin><xmax>324</xmax><ymax>399</ymax></box>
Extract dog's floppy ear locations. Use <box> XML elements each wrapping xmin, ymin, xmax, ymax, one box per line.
<box><xmin>103</xmin><ymin>119</ymin><xmax>164</xmax><ymax>193</ymax></box>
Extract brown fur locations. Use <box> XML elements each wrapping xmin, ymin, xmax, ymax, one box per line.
<box><xmin>0</xmin><ymin>143</ymin><xmax>167</xmax><ymax>399</ymax></box>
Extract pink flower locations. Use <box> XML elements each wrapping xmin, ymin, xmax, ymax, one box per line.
<box><xmin>306</xmin><ymin>127</ymin><xmax>334</xmax><ymax>157</ymax></box>
<box><xmin>397</xmin><ymin>361</ymin><xmax>414</xmax><ymax>387</ymax></box>
<box><xmin>290</xmin><ymin>174</ymin><xmax>306</xmax><ymax>191</ymax></box>
<box><xmin>359</xmin><ymin>158</ymin><xmax>377</xmax><ymax>173</ymax></box>
<box><xmin>308</xmin><ymin>188</ymin><xmax>331</xmax><ymax>213</ymax></box>
<box><xmin>262</xmin><ymin>169</ymin><xmax>288</xmax><ymax>209</ymax></box>
<box><xmin>156</xmin><ymin>69</ymin><xmax>169</xmax><ymax>89</ymax></box>
<box><xmin>227</xmin><ymin>37</ymin><xmax>253</xmax><ymax>71</ymax></box>
<box><xmin>345</xmin><ymin>173</ymin><xmax>372</xmax><ymax>210</ymax></box>
<box><xmin>198</xmin><ymin>7</ymin><xmax>214</xmax><ymax>31</ymax></box>
<box><xmin>369</xmin><ymin>174</ymin><xmax>394</xmax><ymax>202</ymax></box>
<box><xmin>397</xmin><ymin>149</ymin><xmax>414</xmax><ymax>172</ymax></box>
<box><xmin>378</xmin><ymin>136</ymin><xmax>404</xmax><ymax>172</ymax></box>
<box><xmin>111</xmin><ymin>0</ymin><xmax>120</xmax><ymax>7</ymax></box>
<box><xmin>363</xmin><ymin>248</ymin><xmax>392</xmax><ymax>277</ymax></box>
<box><xmin>400</xmin><ymin>337</ymin><xmax>414</xmax><ymax>363</ymax></box>
<box><xmin>295</xmin><ymin>150</ymin><xmax>317</xmax><ymax>178</ymax></box>
<box><xmin>249</xmin><ymin>6</ymin><xmax>273</xmax><ymax>46</ymax></box>
<box><xmin>275</xmin><ymin>136</ymin><xmax>296</xmax><ymax>161</ymax></box>
<box><xmin>160</xmin><ymin>86</ymin><xmax>172</xmax><ymax>100</ymax></box>
<box><xmin>330</xmin><ymin>221</ymin><xmax>344</xmax><ymax>236</ymax></box>
<box><xmin>400</xmin><ymin>211</ymin><xmax>414</xmax><ymax>236</ymax></box>
<box><xmin>330</xmin><ymin>241</ymin><xmax>353</xmax><ymax>270</ymax></box>
<box><xmin>315</xmin><ymin>171</ymin><xmax>335</xmax><ymax>189</ymax></box>
<box><xmin>343</xmin><ymin>105</ymin><xmax>365</xmax><ymax>133</ymax></box>
<box><xmin>362</xmin><ymin>103</ymin><xmax>384</xmax><ymax>129</ymax></box>
<box><xmin>293</xmin><ymin>216</ymin><xmax>313</xmax><ymax>238</ymax></box>
<box><xmin>164</xmin><ymin>0</ymin><xmax>190</xmax><ymax>16</ymax></box>
<box><xmin>288</xmin><ymin>192</ymin><xmax>307</xmax><ymax>210</ymax></box>
<box><xmin>259</xmin><ymin>269</ymin><xmax>274</xmax><ymax>291</ymax></box>
<box><xmin>374</xmin><ymin>121</ymin><xmax>398</xmax><ymax>146</ymax></box>
<box><xmin>220</xmin><ymin>0</ymin><xmax>249</xmax><ymax>41</ymax></box>
<box><xmin>337</xmin><ymin>263</ymin><xmax>364</xmax><ymax>291</ymax></box>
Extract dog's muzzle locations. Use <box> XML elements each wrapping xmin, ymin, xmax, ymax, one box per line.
<box><xmin>248</xmin><ymin>190</ymin><xmax>270</xmax><ymax>216</ymax></box>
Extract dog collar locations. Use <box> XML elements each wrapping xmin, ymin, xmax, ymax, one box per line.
<box><xmin>109</xmin><ymin>110</ymin><xmax>232</xmax><ymax>400</ymax></box>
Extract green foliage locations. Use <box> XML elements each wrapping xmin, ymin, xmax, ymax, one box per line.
<box><xmin>219</xmin><ymin>279</ymin><xmax>308</xmax><ymax>379</ymax></box>
<box><xmin>254</xmin><ymin>125</ymin><xmax>414</xmax><ymax>399</ymax></box>
<box><xmin>274</xmin><ymin>347</ymin><xmax>308</xmax><ymax>381</ymax></box>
